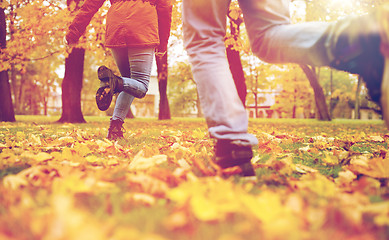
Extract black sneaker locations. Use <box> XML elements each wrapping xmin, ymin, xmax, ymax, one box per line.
<box><xmin>214</xmin><ymin>140</ymin><xmax>256</xmax><ymax>177</ymax></box>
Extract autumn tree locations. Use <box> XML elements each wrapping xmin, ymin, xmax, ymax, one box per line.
<box><xmin>1</xmin><ymin>0</ymin><xmax>77</xmax><ymax>119</ymax></box>
<box><xmin>242</xmin><ymin>58</ymin><xmax>270</xmax><ymax>118</ymax></box>
<box><xmin>0</xmin><ymin>0</ymin><xmax>15</xmax><ymax>122</ymax></box>
<box><xmin>168</xmin><ymin>61</ymin><xmax>201</xmax><ymax>117</ymax></box>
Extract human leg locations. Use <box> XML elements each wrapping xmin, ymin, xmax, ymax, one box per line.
<box><xmin>183</xmin><ymin>0</ymin><xmax>257</xmax><ymax>146</ymax></box>
<box><xmin>96</xmin><ymin>47</ymin><xmax>154</xmax><ymax>140</ymax></box>
<box><xmin>183</xmin><ymin>0</ymin><xmax>257</xmax><ymax>176</ymax></box>
<box><xmin>239</xmin><ymin>0</ymin><xmax>389</xmax><ymax>127</ymax></box>
<box><xmin>107</xmin><ymin>47</ymin><xmax>154</xmax><ymax>122</ymax></box>
<box><xmin>239</xmin><ymin>0</ymin><xmax>332</xmax><ymax>66</ymax></box>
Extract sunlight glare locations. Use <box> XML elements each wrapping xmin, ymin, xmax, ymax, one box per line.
<box><xmin>329</xmin><ymin>0</ymin><xmax>353</xmax><ymax>10</ymax></box>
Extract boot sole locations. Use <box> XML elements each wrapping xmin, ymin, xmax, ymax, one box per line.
<box><xmin>239</xmin><ymin>162</ymin><xmax>256</xmax><ymax>177</ymax></box>
<box><xmin>96</xmin><ymin>86</ymin><xmax>113</xmax><ymax>111</ymax></box>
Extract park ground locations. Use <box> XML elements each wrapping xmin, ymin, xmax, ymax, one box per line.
<box><xmin>0</xmin><ymin>116</ymin><xmax>388</xmax><ymax>240</ymax></box>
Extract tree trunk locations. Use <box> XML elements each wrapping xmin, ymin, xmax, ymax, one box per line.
<box><xmin>0</xmin><ymin>6</ymin><xmax>15</xmax><ymax>122</ymax></box>
<box><xmin>329</xmin><ymin>69</ymin><xmax>333</xmax><ymax>118</ymax></box>
<box><xmin>355</xmin><ymin>76</ymin><xmax>362</xmax><ymax>119</ymax></box>
<box><xmin>292</xmin><ymin>86</ymin><xmax>297</xmax><ymax>119</ymax></box>
<box><xmin>58</xmin><ymin>0</ymin><xmax>86</xmax><ymax>123</ymax></box>
<box><xmin>300</xmin><ymin>64</ymin><xmax>331</xmax><ymax>121</ymax></box>
<box><xmin>227</xmin><ymin>11</ymin><xmax>247</xmax><ymax>106</ymax></box>
<box><xmin>196</xmin><ymin>93</ymin><xmax>202</xmax><ymax>117</ymax></box>
<box><xmin>156</xmin><ymin>53</ymin><xmax>171</xmax><ymax>120</ymax></box>
<box><xmin>58</xmin><ymin>48</ymin><xmax>86</xmax><ymax>123</ymax></box>
<box><xmin>226</xmin><ymin>47</ymin><xmax>247</xmax><ymax>106</ymax></box>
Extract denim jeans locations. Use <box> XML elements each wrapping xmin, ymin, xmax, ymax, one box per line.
<box><xmin>182</xmin><ymin>0</ymin><xmax>378</xmax><ymax>146</ymax></box>
<box><xmin>110</xmin><ymin>47</ymin><xmax>155</xmax><ymax>121</ymax></box>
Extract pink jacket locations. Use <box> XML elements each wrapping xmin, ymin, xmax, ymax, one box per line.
<box><xmin>66</xmin><ymin>0</ymin><xmax>172</xmax><ymax>48</ymax></box>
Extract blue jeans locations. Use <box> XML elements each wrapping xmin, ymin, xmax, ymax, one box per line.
<box><xmin>110</xmin><ymin>47</ymin><xmax>155</xmax><ymax>121</ymax></box>
<box><xmin>182</xmin><ymin>0</ymin><xmax>378</xmax><ymax>146</ymax></box>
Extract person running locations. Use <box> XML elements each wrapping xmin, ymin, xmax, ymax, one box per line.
<box><xmin>65</xmin><ymin>0</ymin><xmax>172</xmax><ymax>140</ymax></box>
<box><xmin>182</xmin><ymin>0</ymin><xmax>389</xmax><ymax>176</ymax></box>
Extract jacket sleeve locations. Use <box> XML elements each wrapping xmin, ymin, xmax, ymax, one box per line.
<box><xmin>66</xmin><ymin>0</ymin><xmax>106</xmax><ymax>44</ymax></box>
<box><xmin>156</xmin><ymin>0</ymin><xmax>173</xmax><ymax>49</ymax></box>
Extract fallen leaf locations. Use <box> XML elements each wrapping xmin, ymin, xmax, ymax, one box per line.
<box><xmin>128</xmin><ymin>150</ymin><xmax>168</xmax><ymax>170</ymax></box>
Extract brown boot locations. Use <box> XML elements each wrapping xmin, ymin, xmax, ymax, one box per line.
<box><xmin>98</xmin><ymin>65</ymin><xmax>124</xmax><ymax>93</ymax></box>
<box><xmin>96</xmin><ymin>66</ymin><xmax>124</xmax><ymax>111</ymax></box>
<box><xmin>214</xmin><ymin>140</ymin><xmax>256</xmax><ymax>177</ymax></box>
<box><xmin>107</xmin><ymin>118</ymin><xmax>125</xmax><ymax>140</ymax></box>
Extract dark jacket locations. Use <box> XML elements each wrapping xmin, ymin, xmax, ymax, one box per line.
<box><xmin>66</xmin><ymin>0</ymin><xmax>172</xmax><ymax>48</ymax></box>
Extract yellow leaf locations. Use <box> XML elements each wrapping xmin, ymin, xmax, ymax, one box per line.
<box><xmin>62</xmin><ymin>147</ymin><xmax>76</xmax><ymax>161</ymax></box>
<box><xmin>266</xmin><ymin>156</ymin><xmax>295</xmax><ymax>175</ymax></box>
<box><xmin>191</xmin><ymin>195</ymin><xmax>220</xmax><ymax>221</ymax></box>
<box><xmin>85</xmin><ymin>155</ymin><xmax>101</xmax><ymax>164</ymax></box>
<box><xmin>16</xmin><ymin>131</ymin><xmax>26</xmax><ymax>141</ymax></box>
<box><xmin>322</xmin><ymin>153</ymin><xmax>339</xmax><ymax>166</ymax></box>
<box><xmin>3</xmin><ymin>174</ymin><xmax>28</xmax><ymax>189</ymax></box>
<box><xmin>73</xmin><ymin>143</ymin><xmax>91</xmax><ymax>157</ymax></box>
<box><xmin>35</xmin><ymin>152</ymin><xmax>53</xmax><ymax>162</ymax></box>
<box><xmin>369</xmin><ymin>135</ymin><xmax>385</xmax><ymax>142</ymax></box>
<box><xmin>95</xmin><ymin>139</ymin><xmax>112</xmax><ymax>150</ymax></box>
<box><xmin>58</xmin><ymin>136</ymin><xmax>75</xmax><ymax>145</ymax></box>
<box><xmin>297</xmin><ymin>173</ymin><xmax>337</xmax><ymax>197</ymax></box>
<box><xmin>350</xmin><ymin>154</ymin><xmax>370</xmax><ymax>168</ymax></box>
<box><xmin>106</xmin><ymin>158</ymin><xmax>119</xmax><ymax>166</ymax></box>
<box><xmin>52</xmin><ymin>175</ymin><xmax>91</xmax><ymax>194</ymax></box>
<box><xmin>130</xmin><ymin>193</ymin><xmax>156</xmax><ymax>206</ymax></box>
<box><xmin>335</xmin><ymin>169</ymin><xmax>357</xmax><ymax>186</ymax></box>
<box><xmin>295</xmin><ymin>164</ymin><xmax>318</xmax><ymax>174</ymax></box>
<box><xmin>128</xmin><ymin>150</ymin><xmax>167</xmax><ymax>170</ymax></box>
<box><xmin>349</xmin><ymin>157</ymin><xmax>389</xmax><ymax>179</ymax></box>
<box><xmin>127</xmin><ymin>173</ymin><xmax>169</xmax><ymax>197</ymax></box>
<box><xmin>30</xmin><ymin>134</ymin><xmax>42</xmax><ymax>145</ymax></box>
<box><xmin>20</xmin><ymin>151</ymin><xmax>36</xmax><ymax>160</ymax></box>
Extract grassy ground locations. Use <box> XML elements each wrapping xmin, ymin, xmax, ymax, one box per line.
<box><xmin>0</xmin><ymin>116</ymin><xmax>388</xmax><ymax>240</ymax></box>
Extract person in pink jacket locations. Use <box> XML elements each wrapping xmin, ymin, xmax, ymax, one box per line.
<box><xmin>66</xmin><ymin>0</ymin><xmax>172</xmax><ymax>140</ymax></box>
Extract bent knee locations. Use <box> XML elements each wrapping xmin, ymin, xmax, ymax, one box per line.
<box><xmin>136</xmin><ymin>91</ymin><xmax>147</xmax><ymax>99</ymax></box>
<box><xmin>134</xmin><ymin>88</ymin><xmax>148</xmax><ymax>99</ymax></box>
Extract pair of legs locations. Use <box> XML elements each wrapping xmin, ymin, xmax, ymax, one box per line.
<box><xmin>110</xmin><ymin>46</ymin><xmax>155</xmax><ymax>122</ymax></box>
<box><xmin>183</xmin><ymin>0</ymin><xmax>388</xmax><ymax>173</ymax></box>
<box><xmin>96</xmin><ymin>46</ymin><xmax>154</xmax><ymax>139</ymax></box>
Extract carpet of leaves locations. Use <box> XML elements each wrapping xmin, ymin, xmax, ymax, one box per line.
<box><xmin>0</xmin><ymin>117</ymin><xmax>388</xmax><ymax>240</ymax></box>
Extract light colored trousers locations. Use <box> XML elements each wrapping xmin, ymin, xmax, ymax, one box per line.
<box><xmin>110</xmin><ymin>47</ymin><xmax>155</xmax><ymax>122</ymax></box>
<box><xmin>182</xmin><ymin>0</ymin><xmax>377</xmax><ymax>146</ymax></box>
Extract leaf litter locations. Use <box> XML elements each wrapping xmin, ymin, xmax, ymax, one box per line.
<box><xmin>0</xmin><ymin>119</ymin><xmax>388</xmax><ymax>240</ymax></box>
